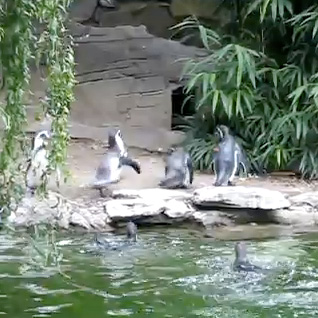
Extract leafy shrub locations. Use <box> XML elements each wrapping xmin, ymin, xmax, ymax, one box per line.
<box><xmin>173</xmin><ymin>1</ymin><xmax>318</xmax><ymax>179</ymax></box>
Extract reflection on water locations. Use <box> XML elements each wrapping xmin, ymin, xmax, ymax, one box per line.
<box><xmin>0</xmin><ymin>228</ymin><xmax>317</xmax><ymax>317</ymax></box>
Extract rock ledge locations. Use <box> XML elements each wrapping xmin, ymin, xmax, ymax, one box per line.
<box><xmin>8</xmin><ymin>186</ymin><xmax>318</xmax><ymax>230</ymax></box>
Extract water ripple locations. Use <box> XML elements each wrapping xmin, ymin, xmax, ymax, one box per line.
<box><xmin>0</xmin><ymin>229</ymin><xmax>316</xmax><ymax>317</ymax></box>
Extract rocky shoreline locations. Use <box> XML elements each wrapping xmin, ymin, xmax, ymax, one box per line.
<box><xmin>8</xmin><ymin>186</ymin><xmax>318</xmax><ymax>231</ymax></box>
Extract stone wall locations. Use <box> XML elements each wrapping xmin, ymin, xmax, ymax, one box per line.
<box><xmin>25</xmin><ymin>22</ymin><xmax>207</xmax><ymax>151</ymax></box>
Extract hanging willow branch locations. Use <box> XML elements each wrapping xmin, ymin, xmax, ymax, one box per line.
<box><xmin>0</xmin><ymin>0</ymin><xmax>75</xmax><ymax>211</ymax></box>
<box><xmin>0</xmin><ymin>0</ymin><xmax>35</xmax><ymax>212</ymax></box>
<box><xmin>36</xmin><ymin>0</ymin><xmax>76</xmax><ymax>192</ymax></box>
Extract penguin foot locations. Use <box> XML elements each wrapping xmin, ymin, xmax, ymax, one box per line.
<box><xmin>99</xmin><ymin>188</ymin><xmax>106</xmax><ymax>198</ymax></box>
<box><xmin>99</xmin><ymin>188</ymin><xmax>112</xmax><ymax>198</ymax></box>
<box><xmin>228</xmin><ymin>181</ymin><xmax>236</xmax><ymax>186</ymax></box>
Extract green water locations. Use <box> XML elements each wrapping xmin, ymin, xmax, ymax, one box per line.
<box><xmin>0</xmin><ymin>228</ymin><xmax>318</xmax><ymax>318</ymax></box>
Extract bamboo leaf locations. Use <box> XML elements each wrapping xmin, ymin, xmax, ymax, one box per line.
<box><xmin>185</xmin><ymin>73</ymin><xmax>203</xmax><ymax>93</ymax></box>
<box><xmin>313</xmin><ymin>19</ymin><xmax>318</xmax><ymax>38</ymax></box>
<box><xmin>244</xmin><ymin>0</ymin><xmax>262</xmax><ymax>21</ymax></box>
<box><xmin>287</xmin><ymin>85</ymin><xmax>307</xmax><ymax>106</ymax></box>
<box><xmin>278</xmin><ymin>0</ymin><xmax>285</xmax><ymax>19</ymax></box>
<box><xmin>236</xmin><ymin>90</ymin><xmax>243</xmax><ymax>118</ymax></box>
<box><xmin>260</xmin><ymin>0</ymin><xmax>271</xmax><ymax>22</ymax></box>
<box><xmin>242</xmin><ymin>93</ymin><xmax>253</xmax><ymax>113</ymax></box>
<box><xmin>284</xmin><ymin>0</ymin><xmax>293</xmax><ymax>15</ymax></box>
<box><xmin>220</xmin><ymin>90</ymin><xmax>229</xmax><ymax>112</ymax></box>
<box><xmin>235</xmin><ymin>45</ymin><xmax>243</xmax><ymax>88</ymax></box>
<box><xmin>212</xmin><ymin>90</ymin><xmax>219</xmax><ymax>113</ymax></box>
<box><xmin>198</xmin><ymin>25</ymin><xmax>210</xmax><ymax>50</ymax></box>
<box><xmin>271</xmin><ymin>0</ymin><xmax>277</xmax><ymax>21</ymax></box>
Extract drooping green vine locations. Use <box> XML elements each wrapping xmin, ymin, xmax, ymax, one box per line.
<box><xmin>0</xmin><ymin>0</ymin><xmax>75</xmax><ymax>210</ymax></box>
<box><xmin>0</xmin><ymin>0</ymin><xmax>35</xmax><ymax>212</ymax></box>
<box><xmin>36</xmin><ymin>0</ymin><xmax>76</xmax><ymax>190</ymax></box>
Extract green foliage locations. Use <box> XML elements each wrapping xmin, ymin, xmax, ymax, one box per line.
<box><xmin>175</xmin><ymin>1</ymin><xmax>318</xmax><ymax>179</ymax></box>
<box><xmin>19</xmin><ymin>224</ymin><xmax>64</xmax><ymax>274</ymax></box>
<box><xmin>0</xmin><ymin>0</ymin><xmax>75</xmax><ymax>212</ymax></box>
<box><xmin>36</xmin><ymin>0</ymin><xmax>76</xmax><ymax>190</ymax></box>
<box><xmin>0</xmin><ymin>0</ymin><xmax>35</xmax><ymax>211</ymax></box>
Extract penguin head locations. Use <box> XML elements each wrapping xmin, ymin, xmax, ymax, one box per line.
<box><xmin>214</xmin><ymin>125</ymin><xmax>229</xmax><ymax>140</ymax></box>
<box><xmin>108</xmin><ymin>128</ymin><xmax>126</xmax><ymax>156</ymax></box>
<box><xmin>167</xmin><ymin>147</ymin><xmax>176</xmax><ymax>155</ymax></box>
<box><xmin>32</xmin><ymin>130</ymin><xmax>51</xmax><ymax>151</ymax></box>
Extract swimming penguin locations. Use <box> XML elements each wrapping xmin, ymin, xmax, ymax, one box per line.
<box><xmin>213</xmin><ymin>125</ymin><xmax>241</xmax><ymax>186</ymax></box>
<box><xmin>233</xmin><ymin>241</ymin><xmax>262</xmax><ymax>272</ymax></box>
<box><xmin>25</xmin><ymin>130</ymin><xmax>51</xmax><ymax>195</ymax></box>
<box><xmin>94</xmin><ymin>221</ymin><xmax>138</xmax><ymax>251</ymax></box>
<box><xmin>158</xmin><ymin>147</ymin><xmax>193</xmax><ymax>189</ymax></box>
<box><xmin>126</xmin><ymin>220</ymin><xmax>138</xmax><ymax>242</ymax></box>
<box><xmin>92</xmin><ymin>128</ymin><xmax>141</xmax><ymax>197</ymax></box>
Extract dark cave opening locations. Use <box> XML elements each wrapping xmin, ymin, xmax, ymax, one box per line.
<box><xmin>171</xmin><ymin>86</ymin><xmax>196</xmax><ymax>130</ymax></box>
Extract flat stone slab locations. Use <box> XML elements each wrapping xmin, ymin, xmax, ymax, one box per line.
<box><xmin>104</xmin><ymin>197</ymin><xmax>195</xmax><ymax>222</ymax></box>
<box><xmin>111</xmin><ymin>188</ymin><xmax>192</xmax><ymax>200</ymax></box>
<box><xmin>11</xmin><ymin>185</ymin><xmax>318</xmax><ymax>231</ymax></box>
<box><xmin>192</xmin><ymin>186</ymin><xmax>291</xmax><ymax>210</ymax></box>
<box><xmin>288</xmin><ymin>191</ymin><xmax>318</xmax><ymax>208</ymax></box>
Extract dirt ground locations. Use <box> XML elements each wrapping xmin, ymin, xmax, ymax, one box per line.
<box><xmin>52</xmin><ymin>139</ymin><xmax>318</xmax><ymax>201</ymax></box>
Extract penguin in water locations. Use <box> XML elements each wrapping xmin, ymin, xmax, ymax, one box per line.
<box><xmin>94</xmin><ymin>221</ymin><xmax>138</xmax><ymax>251</ymax></box>
<box><xmin>213</xmin><ymin>125</ymin><xmax>243</xmax><ymax>186</ymax></box>
<box><xmin>158</xmin><ymin>147</ymin><xmax>193</xmax><ymax>189</ymax></box>
<box><xmin>92</xmin><ymin>128</ymin><xmax>141</xmax><ymax>197</ymax></box>
<box><xmin>25</xmin><ymin>130</ymin><xmax>51</xmax><ymax>195</ymax></box>
<box><xmin>126</xmin><ymin>220</ymin><xmax>138</xmax><ymax>242</ymax></box>
<box><xmin>233</xmin><ymin>241</ymin><xmax>262</xmax><ymax>272</ymax></box>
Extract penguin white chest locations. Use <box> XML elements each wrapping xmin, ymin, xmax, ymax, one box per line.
<box><xmin>26</xmin><ymin>149</ymin><xmax>49</xmax><ymax>188</ymax></box>
<box><xmin>183</xmin><ymin>167</ymin><xmax>190</xmax><ymax>186</ymax></box>
<box><xmin>109</xmin><ymin>156</ymin><xmax>122</xmax><ymax>182</ymax></box>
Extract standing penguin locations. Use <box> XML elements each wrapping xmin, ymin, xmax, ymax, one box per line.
<box><xmin>25</xmin><ymin>130</ymin><xmax>51</xmax><ymax>195</ymax></box>
<box><xmin>158</xmin><ymin>147</ymin><xmax>193</xmax><ymax>189</ymax></box>
<box><xmin>213</xmin><ymin>125</ymin><xmax>240</xmax><ymax>186</ymax></box>
<box><xmin>92</xmin><ymin>128</ymin><xmax>141</xmax><ymax>197</ymax></box>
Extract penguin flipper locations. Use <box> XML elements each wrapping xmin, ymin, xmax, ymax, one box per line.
<box><xmin>234</xmin><ymin>260</ymin><xmax>262</xmax><ymax>272</ymax></box>
<box><xmin>120</xmin><ymin>157</ymin><xmax>141</xmax><ymax>174</ymax></box>
<box><xmin>186</xmin><ymin>155</ymin><xmax>194</xmax><ymax>184</ymax></box>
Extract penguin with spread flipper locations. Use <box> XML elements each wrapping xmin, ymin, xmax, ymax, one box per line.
<box><xmin>213</xmin><ymin>125</ymin><xmax>242</xmax><ymax>186</ymax></box>
<box><xmin>233</xmin><ymin>241</ymin><xmax>262</xmax><ymax>272</ymax></box>
<box><xmin>159</xmin><ymin>147</ymin><xmax>193</xmax><ymax>189</ymax></box>
<box><xmin>92</xmin><ymin>128</ymin><xmax>141</xmax><ymax>197</ymax></box>
<box><xmin>25</xmin><ymin>130</ymin><xmax>51</xmax><ymax>195</ymax></box>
